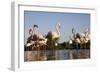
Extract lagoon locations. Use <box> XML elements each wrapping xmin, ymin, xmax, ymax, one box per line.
<box><xmin>24</xmin><ymin>49</ymin><xmax>90</xmax><ymax>61</ymax></box>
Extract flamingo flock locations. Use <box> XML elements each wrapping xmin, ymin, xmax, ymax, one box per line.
<box><xmin>25</xmin><ymin>23</ymin><xmax>61</xmax><ymax>49</ymax></box>
<box><xmin>25</xmin><ymin>23</ymin><xmax>90</xmax><ymax>50</ymax></box>
<box><xmin>69</xmin><ymin>28</ymin><xmax>90</xmax><ymax>49</ymax></box>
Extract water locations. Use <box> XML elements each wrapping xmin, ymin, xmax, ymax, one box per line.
<box><xmin>56</xmin><ymin>49</ymin><xmax>69</xmax><ymax>60</ymax></box>
<box><xmin>24</xmin><ymin>49</ymin><xmax>90</xmax><ymax>61</ymax></box>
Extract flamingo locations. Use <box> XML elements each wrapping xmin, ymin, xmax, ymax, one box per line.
<box><xmin>25</xmin><ymin>24</ymin><xmax>47</xmax><ymax>47</ymax></box>
<box><xmin>79</xmin><ymin>28</ymin><xmax>90</xmax><ymax>44</ymax></box>
<box><xmin>47</xmin><ymin>22</ymin><xmax>61</xmax><ymax>40</ymax></box>
<box><xmin>33</xmin><ymin>26</ymin><xmax>47</xmax><ymax>46</ymax></box>
<box><xmin>46</xmin><ymin>22</ymin><xmax>61</xmax><ymax>60</ymax></box>
<box><xmin>74</xmin><ymin>28</ymin><xmax>90</xmax><ymax>49</ymax></box>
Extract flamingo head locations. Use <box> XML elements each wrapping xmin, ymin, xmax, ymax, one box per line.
<box><xmin>57</xmin><ymin>23</ymin><xmax>61</xmax><ymax>29</ymax></box>
<box><xmin>33</xmin><ymin>24</ymin><xmax>38</xmax><ymax>28</ymax></box>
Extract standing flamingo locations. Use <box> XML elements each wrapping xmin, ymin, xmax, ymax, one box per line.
<box><xmin>26</xmin><ymin>24</ymin><xmax>48</xmax><ymax>61</ymax></box>
<box><xmin>46</xmin><ymin>22</ymin><xmax>61</xmax><ymax>60</ymax></box>
<box><xmin>46</xmin><ymin>22</ymin><xmax>61</xmax><ymax>41</ymax></box>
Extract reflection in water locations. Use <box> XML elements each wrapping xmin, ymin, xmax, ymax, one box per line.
<box><xmin>24</xmin><ymin>49</ymin><xmax>90</xmax><ymax>62</ymax></box>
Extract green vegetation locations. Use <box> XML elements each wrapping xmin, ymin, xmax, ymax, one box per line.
<box><xmin>46</xmin><ymin>40</ymin><xmax>90</xmax><ymax>50</ymax></box>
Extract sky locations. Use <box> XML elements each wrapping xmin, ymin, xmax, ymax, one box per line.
<box><xmin>24</xmin><ymin>11</ymin><xmax>90</xmax><ymax>44</ymax></box>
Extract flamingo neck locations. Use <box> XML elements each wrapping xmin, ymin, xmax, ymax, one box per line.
<box><xmin>56</xmin><ymin>24</ymin><xmax>60</xmax><ymax>36</ymax></box>
<box><xmin>33</xmin><ymin>27</ymin><xmax>36</xmax><ymax>35</ymax></box>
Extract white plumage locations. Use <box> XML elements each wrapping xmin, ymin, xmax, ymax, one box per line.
<box><xmin>26</xmin><ymin>24</ymin><xmax>48</xmax><ymax>47</ymax></box>
<box><xmin>48</xmin><ymin>23</ymin><xmax>61</xmax><ymax>40</ymax></box>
